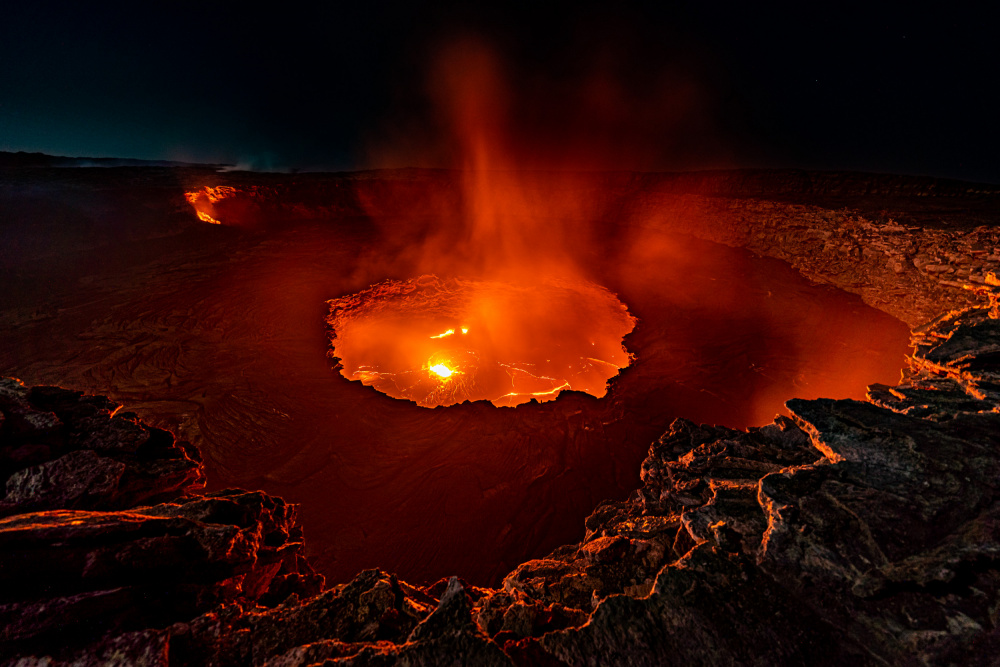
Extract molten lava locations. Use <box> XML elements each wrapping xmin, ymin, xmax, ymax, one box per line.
<box><xmin>184</xmin><ymin>186</ymin><xmax>235</xmax><ymax>224</ymax></box>
<box><xmin>193</xmin><ymin>210</ymin><xmax>222</xmax><ymax>224</ymax></box>
<box><xmin>327</xmin><ymin>275</ymin><xmax>636</xmax><ymax>408</ymax></box>
<box><xmin>429</xmin><ymin>363</ymin><xmax>455</xmax><ymax>378</ymax></box>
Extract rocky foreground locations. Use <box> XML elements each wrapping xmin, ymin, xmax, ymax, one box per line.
<box><xmin>4</xmin><ymin>281</ymin><xmax>1000</xmax><ymax>666</ymax></box>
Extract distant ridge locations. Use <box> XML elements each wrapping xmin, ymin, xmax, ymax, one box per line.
<box><xmin>0</xmin><ymin>150</ymin><xmax>231</xmax><ymax>169</ymax></box>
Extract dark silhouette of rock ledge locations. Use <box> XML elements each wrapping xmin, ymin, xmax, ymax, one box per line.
<box><xmin>0</xmin><ymin>380</ymin><xmax>205</xmax><ymax>515</ymax></box>
<box><xmin>5</xmin><ymin>282</ymin><xmax>1000</xmax><ymax>665</ymax></box>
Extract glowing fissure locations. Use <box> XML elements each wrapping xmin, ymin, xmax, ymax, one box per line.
<box><xmin>184</xmin><ymin>185</ymin><xmax>235</xmax><ymax>224</ymax></box>
<box><xmin>194</xmin><ymin>210</ymin><xmax>222</xmax><ymax>224</ymax></box>
<box><xmin>327</xmin><ymin>275</ymin><xmax>635</xmax><ymax>408</ymax></box>
<box><xmin>497</xmin><ymin>381</ymin><xmax>571</xmax><ymax>402</ymax></box>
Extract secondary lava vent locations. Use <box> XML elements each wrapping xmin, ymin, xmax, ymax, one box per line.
<box><xmin>326</xmin><ymin>275</ymin><xmax>636</xmax><ymax>407</ymax></box>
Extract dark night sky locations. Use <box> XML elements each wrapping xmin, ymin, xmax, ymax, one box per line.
<box><xmin>2</xmin><ymin>1</ymin><xmax>998</xmax><ymax>181</ymax></box>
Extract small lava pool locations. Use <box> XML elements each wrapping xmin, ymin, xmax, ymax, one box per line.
<box><xmin>327</xmin><ymin>276</ymin><xmax>636</xmax><ymax>408</ymax></box>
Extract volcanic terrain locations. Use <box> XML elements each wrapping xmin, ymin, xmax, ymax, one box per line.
<box><xmin>3</xmin><ymin>157</ymin><xmax>1000</xmax><ymax>664</ymax></box>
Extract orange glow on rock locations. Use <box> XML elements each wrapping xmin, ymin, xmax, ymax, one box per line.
<box><xmin>194</xmin><ymin>210</ymin><xmax>222</xmax><ymax>224</ymax></box>
<box><xmin>184</xmin><ymin>186</ymin><xmax>235</xmax><ymax>224</ymax></box>
<box><xmin>202</xmin><ymin>186</ymin><xmax>236</xmax><ymax>203</ymax></box>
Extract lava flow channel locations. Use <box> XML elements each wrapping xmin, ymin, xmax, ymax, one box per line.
<box><xmin>326</xmin><ymin>275</ymin><xmax>636</xmax><ymax>408</ymax></box>
<box><xmin>184</xmin><ymin>186</ymin><xmax>236</xmax><ymax>224</ymax></box>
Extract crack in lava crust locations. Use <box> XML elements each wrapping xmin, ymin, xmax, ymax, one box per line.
<box><xmin>326</xmin><ymin>275</ymin><xmax>637</xmax><ymax>407</ymax></box>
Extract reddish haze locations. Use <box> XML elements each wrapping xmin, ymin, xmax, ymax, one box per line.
<box><xmin>358</xmin><ymin>37</ymin><xmax>727</xmax><ymax>281</ymax></box>
<box><xmin>342</xmin><ymin>35</ymin><xmax>907</xmax><ymax>417</ymax></box>
<box><xmin>177</xmin><ymin>35</ymin><xmax>908</xmax><ymax>424</ymax></box>
<box><xmin>339</xmin><ymin>39</ymin><xmax>661</xmax><ymax>407</ymax></box>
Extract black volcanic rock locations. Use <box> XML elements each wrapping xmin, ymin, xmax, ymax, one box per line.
<box><xmin>0</xmin><ymin>382</ymin><xmax>323</xmax><ymax>664</ymax></box>
<box><xmin>497</xmin><ymin>414</ymin><xmax>823</xmax><ymax>616</ymax></box>
<box><xmin>535</xmin><ymin>544</ymin><xmax>875</xmax><ymax>667</ymax></box>
<box><xmin>754</xmin><ymin>398</ymin><xmax>1000</xmax><ymax>664</ymax></box>
<box><xmin>476</xmin><ymin>302</ymin><xmax>1000</xmax><ymax>665</ymax></box>
<box><xmin>0</xmin><ymin>379</ymin><xmax>205</xmax><ymax>515</ymax></box>
<box><xmin>0</xmin><ymin>489</ymin><xmax>323</xmax><ymax>658</ymax></box>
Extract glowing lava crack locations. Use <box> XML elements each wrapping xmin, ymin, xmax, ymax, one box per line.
<box><xmin>326</xmin><ymin>275</ymin><xmax>637</xmax><ymax>407</ymax></box>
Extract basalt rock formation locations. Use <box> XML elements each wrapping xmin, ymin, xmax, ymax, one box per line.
<box><xmin>0</xmin><ymin>383</ymin><xmax>323</xmax><ymax>664</ymax></box>
<box><xmin>5</xmin><ymin>283</ymin><xmax>1000</xmax><ymax>664</ymax></box>
<box><xmin>0</xmin><ymin>379</ymin><xmax>206</xmax><ymax>516</ymax></box>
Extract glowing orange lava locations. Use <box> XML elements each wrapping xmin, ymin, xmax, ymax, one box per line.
<box><xmin>194</xmin><ymin>210</ymin><xmax>222</xmax><ymax>224</ymax></box>
<box><xmin>327</xmin><ymin>275</ymin><xmax>636</xmax><ymax>408</ymax></box>
<box><xmin>429</xmin><ymin>363</ymin><xmax>454</xmax><ymax>378</ymax></box>
<box><xmin>184</xmin><ymin>186</ymin><xmax>235</xmax><ymax>224</ymax></box>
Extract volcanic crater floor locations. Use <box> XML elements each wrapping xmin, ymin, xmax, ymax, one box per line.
<box><xmin>0</xmin><ymin>224</ymin><xmax>909</xmax><ymax>587</ymax></box>
<box><xmin>5</xmin><ymin>166</ymin><xmax>999</xmax><ymax>665</ymax></box>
